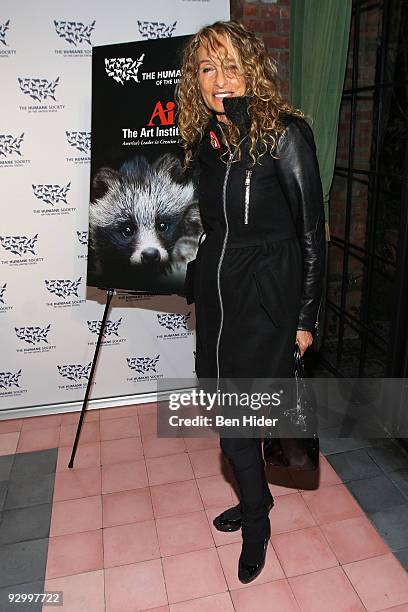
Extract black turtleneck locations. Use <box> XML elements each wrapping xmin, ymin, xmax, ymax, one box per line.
<box><xmin>220</xmin><ymin>95</ymin><xmax>252</xmax><ymax>134</ymax></box>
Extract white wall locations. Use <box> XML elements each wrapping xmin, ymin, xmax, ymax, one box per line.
<box><xmin>0</xmin><ymin>0</ymin><xmax>230</xmax><ymax>417</ymax></box>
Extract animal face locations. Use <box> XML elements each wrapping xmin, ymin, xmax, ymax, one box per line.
<box><xmin>88</xmin><ymin>153</ymin><xmax>202</xmax><ymax>290</ymax></box>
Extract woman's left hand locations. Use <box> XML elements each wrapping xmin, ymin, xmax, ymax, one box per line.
<box><xmin>295</xmin><ymin>330</ymin><xmax>313</xmax><ymax>357</ymax></box>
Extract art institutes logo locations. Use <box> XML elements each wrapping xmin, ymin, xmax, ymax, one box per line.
<box><xmin>45</xmin><ymin>277</ymin><xmax>85</xmax><ymax>308</ymax></box>
<box><xmin>18</xmin><ymin>76</ymin><xmax>65</xmax><ymax>114</ymax></box>
<box><xmin>54</xmin><ymin>19</ymin><xmax>95</xmax><ymax>57</ymax></box>
<box><xmin>126</xmin><ymin>354</ymin><xmax>163</xmax><ymax>383</ymax></box>
<box><xmin>0</xmin><ymin>234</ymin><xmax>44</xmax><ymax>267</ymax></box>
<box><xmin>66</xmin><ymin>131</ymin><xmax>91</xmax><ymax>165</ymax></box>
<box><xmin>156</xmin><ymin>312</ymin><xmax>193</xmax><ymax>340</ymax></box>
<box><xmin>87</xmin><ymin>317</ymin><xmax>126</xmax><ymax>347</ymax></box>
<box><xmin>15</xmin><ymin>324</ymin><xmax>56</xmax><ymax>355</ymax></box>
<box><xmin>0</xmin><ymin>132</ymin><xmax>30</xmax><ymax>168</ymax></box>
<box><xmin>0</xmin><ymin>19</ymin><xmax>16</xmax><ymax>57</ymax></box>
<box><xmin>32</xmin><ymin>181</ymin><xmax>75</xmax><ymax>217</ymax></box>
<box><xmin>122</xmin><ymin>100</ymin><xmax>179</xmax><ymax>147</ymax></box>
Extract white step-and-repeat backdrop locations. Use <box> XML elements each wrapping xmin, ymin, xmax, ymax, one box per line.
<box><xmin>0</xmin><ymin>0</ymin><xmax>229</xmax><ymax>416</ymax></box>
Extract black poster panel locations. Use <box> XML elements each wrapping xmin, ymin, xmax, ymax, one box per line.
<box><xmin>87</xmin><ymin>35</ymin><xmax>202</xmax><ymax>293</ymax></box>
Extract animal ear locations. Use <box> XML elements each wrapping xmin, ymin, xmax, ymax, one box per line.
<box><xmin>91</xmin><ymin>167</ymin><xmax>119</xmax><ymax>202</ymax></box>
<box><xmin>181</xmin><ymin>202</ymin><xmax>202</xmax><ymax>236</ymax></box>
<box><xmin>153</xmin><ymin>153</ymin><xmax>185</xmax><ymax>184</ymax></box>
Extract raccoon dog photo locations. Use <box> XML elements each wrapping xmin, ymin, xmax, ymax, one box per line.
<box><xmin>88</xmin><ymin>153</ymin><xmax>202</xmax><ymax>293</ymax></box>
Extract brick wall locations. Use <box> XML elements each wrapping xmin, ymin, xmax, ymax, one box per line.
<box><xmin>230</xmin><ymin>0</ymin><xmax>290</xmax><ymax>97</ymax></box>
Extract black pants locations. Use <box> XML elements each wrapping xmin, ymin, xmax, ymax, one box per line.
<box><xmin>220</xmin><ymin>436</ymin><xmax>273</xmax><ymax>540</ymax></box>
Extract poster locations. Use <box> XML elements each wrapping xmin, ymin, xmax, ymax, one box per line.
<box><xmin>87</xmin><ymin>36</ymin><xmax>202</xmax><ymax>294</ymax></box>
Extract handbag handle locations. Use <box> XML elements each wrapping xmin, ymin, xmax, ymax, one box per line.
<box><xmin>293</xmin><ymin>342</ymin><xmax>305</xmax><ymax>378</ymax></box>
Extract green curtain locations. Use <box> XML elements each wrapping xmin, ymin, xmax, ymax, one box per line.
<box><xmin>289</xmin><ymin>0</ymin><xmax>352</xmax><ymax>240</ymax></box>
<box><xmin>289</xmin><ymin>0</ymin><xmax>352</xmax><ymax>350</ymax></box>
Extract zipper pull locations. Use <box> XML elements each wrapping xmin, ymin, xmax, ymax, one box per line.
<box><xmin>244</xmin><ymin>169</ymin><xmax>252</xmax><ymax>225</ymax></box>
<box><xmin>314</xmin><ymin>295</ymin><xmax>323</xmax><ymax>329</ymax></box>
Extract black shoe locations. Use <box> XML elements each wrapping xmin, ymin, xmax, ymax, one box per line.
<box><xmin>213</xmin><ymin>499</ymin><xmax>274</xmax><ymax>533</ymax></box>
<box><xmin>238</xmin><ymin>518</ymin><xmax>271</xmax><ymax>584</ymax></box>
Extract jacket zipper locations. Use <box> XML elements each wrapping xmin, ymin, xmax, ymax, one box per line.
<box><xmin>314</xmin><ymin>295</ymin><xmax>323</xmax><ymax>330</ymax></box>
<box><xmin>215</xmin><ymin>124</ymin><xmax>233</xmax><ymax>393</ymax></box>
<box><xmin>244</xmin><ymin>169</ymin><xmax>252</xmax><ymax>225</ymax></box>
<box><xmin>214</xmin><ymin>123</ymin><xmax>248</xmax><ymax>393</ymax></box>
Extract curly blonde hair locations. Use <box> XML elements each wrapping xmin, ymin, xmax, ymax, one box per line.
<box><xmin>176</xmin><ymin>20</ymin><xmax>305</xmax><ymax>168</ymax></box>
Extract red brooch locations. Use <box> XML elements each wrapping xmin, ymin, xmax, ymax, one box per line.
<box><xmin>209</xmin><ymin>130</ymin><xmax>221</xmax><ymax>149</ymax></box>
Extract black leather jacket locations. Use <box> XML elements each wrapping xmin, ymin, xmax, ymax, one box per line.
<box><xmin>187</xmin><ymin>96</ymin><xmax>326</xmax><ymax>334</ymax></box>
<box><xmin>273</xmin><ymin>112</ymin><xmax>326</xmax><ymax>332</ymax></box>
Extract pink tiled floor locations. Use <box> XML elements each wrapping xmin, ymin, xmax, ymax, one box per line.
<box><xmin>0</xmin><ymin>404</ymin><xmax>407</xmax><ymax>611</ymax></box>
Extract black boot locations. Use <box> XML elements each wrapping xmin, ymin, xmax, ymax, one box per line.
<box><xmin>238</xmin><ymin>517</ymin><xmax>271</xmax><ymax>584</ymax></box>
<box><xmin>213</xmin><ymin>496</ymin><xmax>274</xmax><ymax>533</ymax></box>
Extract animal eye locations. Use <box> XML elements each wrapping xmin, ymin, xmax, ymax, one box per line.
<box><xmin>157</xmin><ymin>221</ymin><xmax>169</xmax><ymax>232</ymax></box>
<box><xmin>121</xmin><ymin>225</ymin><xmax>134</xmax><ymax>238</ymax></box>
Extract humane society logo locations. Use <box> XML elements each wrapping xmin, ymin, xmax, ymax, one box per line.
<box><xmin>54</xmin><ymin>20</ymin><xmax>95</xmax><ymax>57</ymax></box>
<box><xmin>0</xmin><ymin>369</ymin><xmax>27</xmax><ymax>398</ymax></box>
<box><xmin>156</xmin><ymin>312</ymin><xmax>193</xmax><ymax>340</ymax></box>
<box><xmin>0</xmin><ymin>234</ymin><xmax>44</xmax><ymax>267</ymax></box>
<box><xmin>45</xmin><ymin>277</ymin><xmax>85</xmax><ymax>309</ymax></box>
<box><xmin>76</xmin><ymin>230</ymin><xmax>88</xmax><ymax>260</ymax></box>
<box><xmin>0</xmin><ymin>19</ymin><xmax>16</xmax><ymax>57</ymax></box>
<box><xmin>0</xmin><ymin>132</ymin><xmax>23</xmax><ymax>156</ymax></box>
<box><xmin>126</xmin><ymin>354</ymin><xmax>163</xmax><ymax>382</ymax></box>
<box><xmin>66</xmin><ymin>131</ymin><xmax>91</xmax><ymax>165</ymax></box>
<box><xmin>19</xmin><ymin>77</ymin><xmax>59</xmax><ymax>102</ymax></box>
<box><xmin>15</xmin><ymin>324</ymin><xmax>56</xmax><ymax>355</ymax></box>
<box><xmin>0</xmin><ymin>282</ymin><xmax>12</xmax><ymax>314</ymax></box>
<box><xmin>0</xmin><ymin>133</ymin><xmax>30</xmax><ymax>168</ymax></box>
<box><xmin>77</xmin><ymin>231</ymin><xmax>88</xmax><ymax>246</ymax></box>
<box><xmin>32</xmin><ymin>182</ymin><xmax>75</xmax><ymax>217</ymax></box>
<box><xmin>66</xmin><ymin>131</ymin><xmax>91</xmax><ymax>153</ymax></box>
<box><xmin>105</xmin><ymin>55</ymin><xmax>145</xmax><ymax>85</ymax></box>
<box><xmin>87</xmin><ymin>317</ymin><xmax>126</xmax><ymax>347</ymax></box>
<box><xmin>18</xmin><ymin>77</ymin><xmax>64</xmax><ymax>114</ymax></box>
<box><xmin>137</xmin><ymin>20</ymin><xmax>177</xmax><ymax>39</ymax></box>
<box><xmin>57</xmin><ymin>362</ymin><xmax>93</xmax><ymax>390</ymax></box>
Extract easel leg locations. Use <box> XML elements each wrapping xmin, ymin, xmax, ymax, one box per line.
<box><xmin>68</xmin><ymin>288</ymin><xmax>115</xmax><ymax>468</ymax></box>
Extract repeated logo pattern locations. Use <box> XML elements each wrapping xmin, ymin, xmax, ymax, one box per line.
<box><xmin>57</xmin><ymin>363</ymin><xmax>91</xmax><ymax>382</ymax></box>
<box><xmin>76</xmin><ymin>231</ymin><xmax>88</xmax><ymax>245</ymax></box>
<box><xmin>0</xmin><ymin>283</ymin><xmax>6</xmax><ymax>304</ymax></box>
<box><xmin>127</xmin><ymin>355</ymin><xmax>160</xmax><ymax>374</ymax></box>
<box><xmin>87</xmin><ymin>318</ymin><xmax>122</xmax><ymax>337</ymax></box>
<box><xmin>0</xmin><ymin>19</ymin><xmax>10</xmax><ymax>46</ymax></box>
<box><xmin>137</xmin><ymin>20</ymin><xmax>177</xmax><ymax>39</ymax></box>
<box><xmin>157</xmin><ymin>312</ymin><xmax>190</xmax><ymax>331</ymax></box>
<box><xmin>104</xmin><ymin>55</ymin><xmax>145</xmax><ymax>85</ymax></box>
<box><xmin>66</xmin><ymin>131</ymin><xmax>91</xmax><ymax>153</ymax></box>
<box><xmin>32</xmin><ymin>182</ymin><xmax>71</xmax><ymax>206</ymax></box>
<box><xmin>0</xmin><ymin>235</ymin><xmax>38</xmax><ymax>257</ymax></box>
<box><xmin>15</xmin><ymin>325</ymin><xmax>51</xmax><ymax>344</ymax></box>
<box><xmin>0</xmin><ymin>133</ymin><xmax>24</xmax><ymax>157</ymax></box>
<box><xmin>45</xmin><ymin>278</ymin><xmax>82</xmax><ymax>299</ymax></box>
<box><xmin>18</xmin><ymin>77</ymin><xmax>60</xmax><ymax>102</ymax></box>
<box><xmin>54</xmin><ymin>20</ymin><xmax>95</xmax><ymax>46</ymax></box>
<box><xmin>0</xmin><ymin>370</ymin><xmax>22</xmax><ymax>389</ymax></box>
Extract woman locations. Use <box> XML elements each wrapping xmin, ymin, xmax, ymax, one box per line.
<box><xmin>176</xmin><ymin>21</ymin><xmax>326</xmax><ymax>583</ymax></box>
